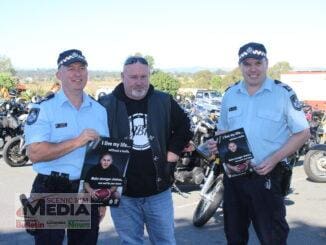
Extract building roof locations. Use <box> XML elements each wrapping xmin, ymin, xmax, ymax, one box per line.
<box><xmin>283</xmin><ymin>71</ymin><xmax>326</xmax><ymax>75</ymax></box>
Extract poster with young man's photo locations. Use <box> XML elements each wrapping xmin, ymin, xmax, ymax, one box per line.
<box><xmin>217</xmin><ymin>128</ymin><xmax>254</xmax><ymax>178</ymax></box>
<box><xmin>79</xmin><ymin>137</ymin><xmax>133</xmax><ymax>206</ymax></box>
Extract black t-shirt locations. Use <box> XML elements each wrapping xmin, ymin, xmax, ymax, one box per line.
<box><xmin>124</xmin><ymin>98</ymin><xmax>158</xmax><ymax>197</ymax></box>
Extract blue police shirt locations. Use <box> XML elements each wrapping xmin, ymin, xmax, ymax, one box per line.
<box><xmin>218</xmin><ymin>78</ymin><xmax>309</xmax><ymax>165</ymax></box>
<box><xmin>25</xmin><ymin>90</ymin><xmax>109</xmax><ymax>180</ymax></box>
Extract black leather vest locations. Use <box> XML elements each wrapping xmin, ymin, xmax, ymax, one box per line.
<box><xmin>100</xmin><ymin>90</ymin><xmax>172</xmax><ymax>191</ymax></box>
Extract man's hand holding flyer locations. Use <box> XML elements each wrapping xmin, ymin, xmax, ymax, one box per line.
<box><xmin>79</xmin><ymin>137</ymin><xmax>132</xmax><ymax>206</ymax></box>
<box><xmin>217</xmin><ymin>128</ymin><xmax>254</xmax><ymax>178</ymax></box>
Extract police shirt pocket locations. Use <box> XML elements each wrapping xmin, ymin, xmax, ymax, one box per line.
<box><xmin>51</xmin><ymin>124</ymin><xmax>74</xmax><ymax>142</ymax></box>
<box><xmin>256</xmin><ymin>110</ymin><xmax>283</xmax><ymax>141</ymax></box>
<box><xmin>227</xmin><ymin>108</ymin><xmax>242</xmax><ymax>128</ymax></box>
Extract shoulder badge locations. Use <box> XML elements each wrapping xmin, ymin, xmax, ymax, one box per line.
<box><xmin>274</xmin><ymin>80</ymin><xmax>292</xmax><ymax>92</ymax></box>
<box><xmin>290</xmin><ymin>94</ymin><xmax>302</xmax><ymax>111</ymax></box>
<box><xmin>26</xmin><ymin>108</ymin><xmax>40</xmax><ymax>125</ymax></box>
<box><xmin>225</xmin><ymin>81</ymin><xmax>240</xmax><ymax>92</ymax></box>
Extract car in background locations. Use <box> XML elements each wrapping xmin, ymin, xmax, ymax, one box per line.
<box><xmin>194</xmin><ymin>89</ymin><xmax>222</xmax><ymax>113</ymax></box>
<box><xmin>195</xmin><ymin>90</ymin><xmax>222</xmax><ymax>104</ymax></box>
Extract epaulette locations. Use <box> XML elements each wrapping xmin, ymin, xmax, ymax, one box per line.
<box><xmin>225</xmin><ymin>81</ymin><xmax>240</xmax><ymax>92</ymax></box>
<box><xmin>274</xmin><ymin>80</ymin><xmax>292</xmax><ymax>92</ymax></box>
<box><xmin>36</xmin><ymin>93</ymin><xmax>55</xmax><ymax>104</ymax></box>
<box><xmin>275</xmin><ymin>80</ymin><xmax>302</xmax><ymax>110</ymax></box>
<box><xmin>88</xmin><ymin>95</ymin><xmax>96</xmax><ymax>101</ymax></box>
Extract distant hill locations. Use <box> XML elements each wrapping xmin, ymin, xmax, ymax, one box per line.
<box><xmin>17</xmin><ymin>65</ymin><xmax>325</xmax><ymax>83</ymax></box>
<box><xmin>15</xmin><ymin>67</ymin><xmax>231</xmax><ymax>82</ymax></box>
<box><xmin>16</xmin><ymin>69</ymin><xmax>121</xmax><ymax>82</ymax></box>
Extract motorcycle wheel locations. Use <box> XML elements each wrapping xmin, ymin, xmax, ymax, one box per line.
<box><xmin>193</xmin><ymin>175</ymin><xmax>224</xmax><ymax>227</ymax></box>
<box><xmin>304</xmin><ymin>149</ymin><xmax>326</xmax><ymax>182</ymax></box>
<box><xmin>3</xmin><ymin>136</ymin><xmax>29</xmax><ymax>167</ymax></box>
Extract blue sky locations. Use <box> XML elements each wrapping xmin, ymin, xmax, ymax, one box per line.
<box><xmin>0</xmin><ymin>0</ymin><xmax>325</xmax><ymax>71</ymax></box>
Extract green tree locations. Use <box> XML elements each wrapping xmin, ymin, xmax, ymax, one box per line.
<box><xmin>268</xmin><ymin>61</ymin><xmax>292</xmax><ymax>80</ymax></box>
<box><xmin>133</xmin><ymin>52</ymin><xmax>155</xmax><ymax>70</ymax></box>
<box><xmin>210</xmin><ymin>75</ymin><xmax>223</xmax><ymax>91</ymax></box>
<box><xmin>0</xmin><ymin>55</ymin><xmax>16</xmax><ymax>75</ymax></box>
<box><xmin>151</xmin><ymin>71</ymin><xmax>180</xmax><ymax>96</ymax></box>
<box><xmin>144</xmin><ymin>55</ymin><xmax>155</xmax><ymax>70</ymax></box>
<box><xmin>192</xmin><ymin>70</ymin><xmax>214</xmax><ymax>88</ymax></box>
<box><xmin>0</xmin><ymin>73</ymin><xmax>17</xmax><ymax>89</ymax></box>
<box><xmin>221</xmin><ymin>67</ymin><xmax>242</xmax><ymax>91</ymax></box>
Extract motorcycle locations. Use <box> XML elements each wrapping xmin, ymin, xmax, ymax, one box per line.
<box><xmin>3</xmin><ymin>133</ymin><xmax>28</xmax><ymax>167</ymax></box>
<box><xmin>171</xmin><ymin>107</ymin><xmax>225</xmax><ymax>227</ymax></box>
<box><xmin>173</xmin><ymin>111</ymin><xmax>217</xmax><ymax>187</ymax></box>
<box><xmin>0</xmin><ymin>98</ymin><xmax>28</xmax><ymax>151</ymax></box>
<box><xmin>300</xmin><ymin>109</ymin><xmax>325</xmax><ymax>154</ymax></box>
<box><xmin>304</xmin><ymin>144</ymin><xmax>326</xmax><ymax>182</ymax></box>
<box><xmin>0</xmin><ymin>98</ymin><xmax>29</xmax><ymax>167</ymax></box>
<box><xmin>192</xmin><ymin>144</ymin><xmax>224</xmax><ymax>227</ymax></box>
<box><xmin>303</xmin><ymin>110</ymin><xmax>326</xmax><ymax>182</ymax></box>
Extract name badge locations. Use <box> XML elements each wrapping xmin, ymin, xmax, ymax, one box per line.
<box><xmin>229</xmin><ymin>106</ymin><xmax>237</xmax><ymax>111</ymax></box>
<box><xmin>55</xmin><ymin>123</ymin><xmax>68</xmax><ymax>128</ymax></box>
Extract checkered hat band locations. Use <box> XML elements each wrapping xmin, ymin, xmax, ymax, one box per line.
<box><xmin>58</xmin><ymin>52</ymin><xmax>85</xmax><ymax>66</ymax></box>
<box><xmin>239</xmin><ymin>49</ymin><xmax>266</xmax><ymax>60</ymax></box>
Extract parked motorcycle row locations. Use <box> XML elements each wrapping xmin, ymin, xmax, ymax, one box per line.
<box><xmin>302</xmin><ymin>106</ymin><xmax>326</xmax><ymax>182</ymax></box>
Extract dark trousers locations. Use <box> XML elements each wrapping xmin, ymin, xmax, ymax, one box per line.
<box><xmin>88</xmin><ymin>204</ymin><xmax>101</xmax><ymax>244</ymax></box>
<box><xmin>65</xmin><ymin>205</ymin><xmax>100</xmax><ymax>245</ymax></box>
<box><xmin>30</xmin><ymin>174</ymin><xmax>100</xmax><ymax>245</ymax></box>
<box><xmin>223</xmin><ymin>168</ymin><xmax>289</xmax><ymax>245</ymax></box>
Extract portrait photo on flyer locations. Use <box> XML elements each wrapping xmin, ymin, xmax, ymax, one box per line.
<box><xmin>217</xmin><ymin>128</ymin><xmax>254</xmax><ymax>178</ymax></box>
<box><xmin>79</xmin><ymin>137</ymin><xmax>133</xmax><ymax>206</ymax></box>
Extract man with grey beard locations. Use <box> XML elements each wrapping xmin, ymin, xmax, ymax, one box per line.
<box><xmin>99</xmin><ymin>56</ymin><xmax>192</xmax><ymax>245</ymax></box>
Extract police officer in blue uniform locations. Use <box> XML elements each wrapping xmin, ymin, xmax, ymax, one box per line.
<box><xmin>24</xmin><ymin>49</ymin><xmax>109</xmax><ymax>245</ymax></box>
<box><xmin>213</xmin><ymin>42</ymin><xmax>310</xmax><ymax>245</ymax></box>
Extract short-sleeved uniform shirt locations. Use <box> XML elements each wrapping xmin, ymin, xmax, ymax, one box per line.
<box><xmin>218</xmin><ymin>78</ymin><xmax>309</xmax><ymax>165</ymax></box>
<box><xmin>25</xmin><ymin>90</ymin><xmax>109</xmax><ymax>180</ymax></box>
